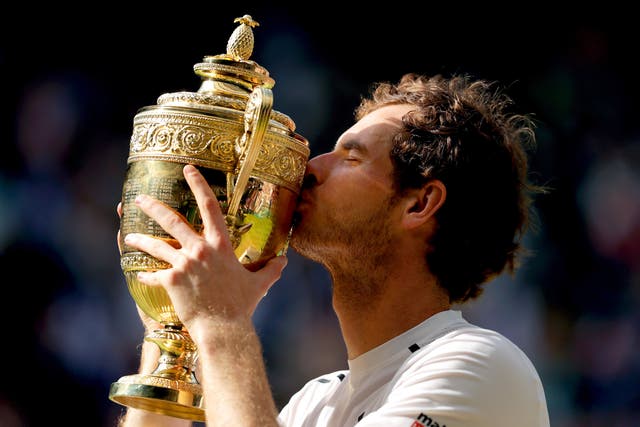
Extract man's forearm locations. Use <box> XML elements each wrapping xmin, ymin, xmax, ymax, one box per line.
<box><xmin>194</xmin><ymin>318</ymin><xmax>280</xmax><ymax>427</ymax></box>
<box><xmin>118</xmin><ymin>407</ymin><xmax>191</xmax><ymax>427</ymax></box>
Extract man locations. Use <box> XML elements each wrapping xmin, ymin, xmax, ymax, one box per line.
<box><xmin>119</xmin><ymin>73</ymin><xmax>550</xmax><ymax>426</ymax></box>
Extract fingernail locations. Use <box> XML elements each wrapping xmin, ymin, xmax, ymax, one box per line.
<box><xmin>135</xmin><ymin>194</ymin><xmax>146</xmax><ymax>204</ymax></box>
<box><xmin>124</xmin><ymin>234</ymin><xmax>137</xmax><ymax>243</ymax></box>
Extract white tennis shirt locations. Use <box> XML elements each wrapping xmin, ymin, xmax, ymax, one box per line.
<box><xmin>278</xmin><ymin>310</ymin><xmax>549</xmax><ymax>427</ymax></box>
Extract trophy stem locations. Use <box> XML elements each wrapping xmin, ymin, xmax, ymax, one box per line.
<box><xmin>109</xmin><ymin>325</ymin><xmax>205</xmax><ymax>421</ymax></box>
<box><xmin>147</xmin><ymin>324</ymin><xmax>199</xmax><ymax>382</ymax></box>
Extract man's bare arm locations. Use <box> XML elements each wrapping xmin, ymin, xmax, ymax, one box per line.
<box><xmin>192</xmin><ymin>318</ymin><xmax>279</xmax><ymax>426</ymax></box>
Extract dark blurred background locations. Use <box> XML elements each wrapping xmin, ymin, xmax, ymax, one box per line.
<box><xmin>2</xmin><ymin>4</ymin><xmax>639</xmax><ymax>426</ymax></box>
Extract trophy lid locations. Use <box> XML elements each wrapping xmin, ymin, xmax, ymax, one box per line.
<box><xmin>155</xmin><ymin>14</ymin><xmax>296</xmax><ymax>133</ymax></box>
<box><xmin>194</xmin><ymin>14</ymin><xmax>275</xmax><ymax>90</ymax></box>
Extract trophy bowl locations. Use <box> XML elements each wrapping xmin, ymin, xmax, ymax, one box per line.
<box><xmin>108</xmin><ymin>15</ymin><xmax>309</xmax><ymax>422</ymax></box>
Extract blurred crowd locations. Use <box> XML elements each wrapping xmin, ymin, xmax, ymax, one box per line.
<box><xmin>2</xmin><ymin>9</ymin><xmax>638</xmax><ymax>427</ymax></box>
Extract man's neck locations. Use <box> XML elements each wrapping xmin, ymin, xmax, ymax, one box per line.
<box><xmin>329</xmin><ymin>266</ymin><xmax>450</xmax><ymax>360</ymax></box>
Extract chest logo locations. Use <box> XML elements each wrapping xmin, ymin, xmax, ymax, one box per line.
<box><xmin>411</xmin><ymin>412</ymin><xmax>446</xmax><ymax>427</ymax></box>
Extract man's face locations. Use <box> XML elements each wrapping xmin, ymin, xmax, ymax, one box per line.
<box><xmin>290</xmin><ymin>104</ymin><xmax>414</xmax><ymax>264</ymax></box>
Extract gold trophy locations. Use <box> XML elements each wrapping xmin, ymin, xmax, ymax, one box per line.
<box><xmin>108</xmin><ymin>15</ymin><xmax>310</xmax><ymax>421</ymax></box>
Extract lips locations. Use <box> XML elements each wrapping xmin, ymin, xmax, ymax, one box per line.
<box><xmin>295</xmin><ymin>174</ymin><xmax>315</xmax><ymax>214</ymax></box>
<box><xmin>293</xmin><ymin>190</ymin><xmax>311</xmax><ymax>227</ymax></box>
<box><xmin>295</xmin><ymin>195</ymin><xmax>309</xmax><ymax>213</ymax></box>
<box><xmin>292</xmin><ymin>193</ymin><xmax>308</xmax><ymax>227</ymax></box>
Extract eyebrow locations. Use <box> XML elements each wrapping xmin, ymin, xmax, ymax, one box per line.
<box><xmin>336</xmin><ymin>139</ymin><xmax>368</xmax><ymax>154</ymax></box>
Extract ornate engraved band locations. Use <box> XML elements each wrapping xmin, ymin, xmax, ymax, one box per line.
<box><xmin>157</xmin><ymin>91</ymin><xmax>296</xmax><ymax>132</ymax></box>
<box><xmin>128</xmin><ymin>107</ymin><xmax>309</xmax><ymax>193</ymax></box>
<box><xmin>251</xmin><ymin>133</ymin><xmax>308</xmax><ymax>192</ymax></box>
<box><xmin>121</xmin><ymin>253</ymin><xmax>171</xmax><ymax>271</ymax></box>
<box><xmin>116</xmin><ymin>374</ymin><xmax>202</xmax><ymax>395</ymax></box>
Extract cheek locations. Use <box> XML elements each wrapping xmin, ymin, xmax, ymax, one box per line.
<box><xmin>329</xmin><ymin>189</ymin><xmax>385</xmax><ymax>225</ymax></box>
<box><xmin>320</xmin><ymin>166</ymin><xmax>394</xmax><ymax>211</ymax></box>
<box><xmin>321</xmin><ymin>178</ymin><xmax>360</xmax><ymax>209</ymax></box>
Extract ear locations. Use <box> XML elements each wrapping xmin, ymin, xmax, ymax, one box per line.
<box><xmin>400</xmin><ymin>180</ymin><xmax>446</xmax><ymax>229</ymax></box>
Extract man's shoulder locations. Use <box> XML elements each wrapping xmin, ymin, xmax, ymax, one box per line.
<box><xmin>398</xmin><ymin>321</ymin><xmax>548</xmax><ymax>417</ymax></box>
<box><xmin>409</xmin><ymin>321</ymin><xmax>543</xmax><ymax>385</ymax></box>
<box><xmin>435</xmin><ymin>322</ymin><xmax>530</xmax><ymax>357</ymax></box>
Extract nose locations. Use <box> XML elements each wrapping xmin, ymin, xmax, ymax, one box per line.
<box><xmin>303</xmin><ymin>152</ymin><xmax>332</xmax><ymax>186</ymax></box>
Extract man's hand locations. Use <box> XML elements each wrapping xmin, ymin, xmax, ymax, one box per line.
<box><xmin>120</xmin><ymin>164</ymin><xmax>285</xmax><ymax>426</ymax></box>
<box><xmin>121</xmin><ymin>164</ymin><xmax>287</xmax><ymax>336</ymax></box>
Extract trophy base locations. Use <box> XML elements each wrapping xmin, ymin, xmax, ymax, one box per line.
<box><xmin>109</xmin><ymin>373</ymin><xmax>204</xmax><ymax>422</ymax></box>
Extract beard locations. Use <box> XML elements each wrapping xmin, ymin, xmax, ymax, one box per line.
<box><xmin>290</xmin><ymin>195</ymin><xmax>396</xmax><ymax>305</ymax></box>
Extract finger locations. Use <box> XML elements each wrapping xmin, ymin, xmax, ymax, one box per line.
<box><xmin>134</xmin><ymin>194</ymin><xmax>198</xmax><ymax>244</ymax></box>
<box><xmin>136</xmin><ymin>269</ymin><xmax>166</xmax><ymax>287</ymax></box>
<box><xmin>124</xmin><ymin>233</ymin><xmax>180</xmax><ymax>265</ymax></box>
<box><xmin>116</xmin><ymin>202</ymin><xmax>124</xmax><ymax>255</ymax></box>
<box><xmin>183</xmin><ymin>164</ymin><xmax>229</xmax><ymax>243</ymax></box>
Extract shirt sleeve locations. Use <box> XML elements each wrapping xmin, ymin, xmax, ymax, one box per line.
<box><xmin>278</xmin><ymin>371</ymin><xmax>348</xmax><ymax>427</ymax></box>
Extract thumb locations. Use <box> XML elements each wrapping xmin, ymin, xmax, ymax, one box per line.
<box><xmin>256</xmin><ymin>255</ymin><xmax>288</xmax><ymax>295</ymax></box>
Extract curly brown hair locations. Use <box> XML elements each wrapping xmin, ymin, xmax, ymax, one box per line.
<box><xmin>355</xmin><ymin>73</ymin><xmax>545</xmax><ymax>303</ymax></box>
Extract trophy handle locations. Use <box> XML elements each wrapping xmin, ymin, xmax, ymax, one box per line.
<box><xmin>227</xmin><ymin>86</ymin><xmax>274</xmax><ymax>218</ymax></box>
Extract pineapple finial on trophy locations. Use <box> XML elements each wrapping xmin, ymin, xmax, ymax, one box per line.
<box><xmin>193</xmin><ymin>13</ymin><xmax>274</xmax><ymax>93</ymax></box>
<box><xmin>227</xmin><ymin>14</ymin><xmax>259</xmax><ymax>61</ymax></box>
